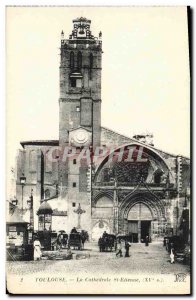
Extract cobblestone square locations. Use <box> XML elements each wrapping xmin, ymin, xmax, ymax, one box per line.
<box><xmin>7</xmin><ymin>242</ymin><xmax>190</xmax><ymax>277</ymax></box>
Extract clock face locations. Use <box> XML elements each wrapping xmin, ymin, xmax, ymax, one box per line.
<box><xmin>74</xmin><ymin>129</ymin><xmax>89</xmax><ymax>144</ymax></box>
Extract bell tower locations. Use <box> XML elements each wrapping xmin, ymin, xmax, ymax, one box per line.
<box><xmin>59</xmin><ymin>17</ymin><xmax>102</xmax><ymax>148</ymax></box>
<box><xmin>58</xmin><ymin>18</ymin><xmax>102</xmax><ymax>233</ymax></box>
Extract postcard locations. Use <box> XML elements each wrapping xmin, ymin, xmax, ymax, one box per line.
<box><xmin>6</xmin><ymin>6</ymin><xmax>191</xmax><ymax>295</ymax></box>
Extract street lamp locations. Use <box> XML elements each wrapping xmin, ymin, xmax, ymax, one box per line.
<box><xmin>27</xmin><ymin>189</ymin><xmax>33</xmax><ymax>209</ymax></box>
<box><xmin>27</xmin><ymin>189</ymin><xmax>34</xmax><ymax>241</ymax></box>
<box><xmin>20</xmin><ymin>174</ymin><xmax>26</xmax><ymax>210</ymax></box>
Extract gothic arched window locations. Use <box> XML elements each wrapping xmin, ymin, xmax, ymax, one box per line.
<box><xmin>154</xmin><ymin>169</ymin><xmax>163</xmax><ymax>184</ymax></box>
<box><xmin>70</xmin><ymin>51</ymin><xmax>74</xmax><ymax>69</ymax></box>
<box><xmin>29</xmin><ymin>150</ymin><xmax>37</xmax><ymax>172</ymax></box>
<box><xmin>77</xmin><ymin>51</ymin><xmax>82</xmax><ymax>70</ymax></box>
<box><xmin>89</xmin><ymin>53</ymin><xmax>93</xmax><ymax>79</ymax></box>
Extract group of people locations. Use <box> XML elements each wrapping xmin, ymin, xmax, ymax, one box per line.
<box><xmin>116</xmin><ymin>235</ymin><xmax>150</xmax><ymax>258</ymax></box>
<box><xmin>33</xmin><ymin>230</ymin><xmax>150</xmax><ymax>261</ymax></box>
<box><xmin>33</xmin><ymin>230</ymin><xmax>70</xmax><ymax>261</ymax></box>
<box><xmin>54</xmin><ymin>232</ymin><xmax>69</xmax><ymax>250</ymax></box>
<box><xmin>33</xmin><ymin>228</ymin><xmax>89</xmax><ymax>261</ymax></box>
<box><xmin>53</xmin><ymin>227</ymin><xmax>82</xmax><ymax>250</ymax></box>
<box><xmin>116</xmin><ymin>239</ymin><xmax>131</xmax><ymax>258</ymax></box>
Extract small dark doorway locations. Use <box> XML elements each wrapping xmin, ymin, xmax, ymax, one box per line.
<box><xmin>128</xmin><ymin>221</ymin><xmax>138</xmax><ymax>243</ymax></box>
<box><xmin>141</xmin><ymin>221</ymin><xmax>151</xmax><ymax>243</ymax></box>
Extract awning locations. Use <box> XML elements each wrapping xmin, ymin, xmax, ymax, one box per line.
<box><xmin>7</xmin><ymin>208</ymin><xmax>29</xmax><ymax>224</ymax></box>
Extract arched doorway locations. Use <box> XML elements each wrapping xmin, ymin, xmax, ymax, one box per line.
<box><xmin>120</xmin><ymin>191</ymin><xmax>166</xmax><ymax>243</ymax></box>
<box><xmin>92</xmin><ymin>143</ymin><xmax>170</xmax><ymax>241</ymax></box>
<box><xmin>91</xmin><ymin>196</ymin><xmax>113</xmax><ymax>240</ymax></box>
<box><xmin>127</xmin><ymin>203</ymin><xmax>153</xmax><ymax>243</ymax></box>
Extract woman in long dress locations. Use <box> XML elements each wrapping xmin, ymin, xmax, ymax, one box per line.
<box><xmin>33</xmin><ymin>238</ymin><xmax>42</xmax><ymax>261</ymax></box>
<box><xmin>170</xmin><ymin>248</ymin><xmax>175</xmax><ymax>264</ymax></box>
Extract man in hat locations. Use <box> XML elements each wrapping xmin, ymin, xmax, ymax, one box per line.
<box><xmin>125</xmin><ymin>240</ymin><xmax>131</xmax><ymax>257</ymax></box>
<box><xmin>116</xmin><ymin>239</ymin><xmax>123</xmax><ymax>257</ymax></box>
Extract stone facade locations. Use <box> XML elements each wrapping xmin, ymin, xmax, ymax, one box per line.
<box><xmin>13</xmin><ymin>17</ymin><xmax>190</xmax><ymax>242</ymax></box>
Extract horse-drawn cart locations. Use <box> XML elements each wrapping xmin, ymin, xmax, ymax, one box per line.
<box><xmin>68</xmin><ymin>233</ymin><xmax>83</xmax><ymax>250</ymax></box>
<box><xmin>98</xmin><ymin>234</ymin><xmax>116</xmax><ymax>252</ymax></box>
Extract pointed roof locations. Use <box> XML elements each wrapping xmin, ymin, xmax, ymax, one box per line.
<box><xmin>37</xmin><ymin>200</ymin><xmax>53</xmax><ymax>215</ymax></box>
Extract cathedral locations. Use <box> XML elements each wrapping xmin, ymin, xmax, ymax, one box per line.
<box><xmin>12</xmin><ymin>17</ymin><xmax>190</xmax><ymax>242</ymax></box>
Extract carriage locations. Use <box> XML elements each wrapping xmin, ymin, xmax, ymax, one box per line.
<box><xmin>98</xmin><ymin>234</ymin><xmax>116</xmax><ymax>252</ymax></box>
<box><xmin>68</xmin><ymin>233</ymin><xmax>83</xmax><ymax>250</ymax></box>
<box><xmin>67</xmin><ymin>232</ymin><xmax>89</xmax><ymax>250</ymax></box>
<box><xmin>51</xmin><ymin>232</ymin><xmax>68</xmax><ymax>250</ymax></box>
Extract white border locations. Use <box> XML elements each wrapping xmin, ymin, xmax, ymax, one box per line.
<box><xmin>1</xmin><ymin>1</ymin><xmax>195</xmax><ymax>299</ymax></box>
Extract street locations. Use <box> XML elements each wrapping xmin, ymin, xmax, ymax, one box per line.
<box><xmin>7</xmin><ymin>241</ymin><xmax>190</xmax><ymax>276</ymax></box>
<box><xmin>6</xmin><ymin>241</ymin><xmax>191</xmax><ymax>294</ymax></box>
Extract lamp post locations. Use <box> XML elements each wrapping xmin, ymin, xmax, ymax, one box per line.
<box><xmin>20</xmin><ymin>174</ymin><xmax>26</xmax><ymax>211</ymax></box>
<box><xmin>27</xmin><ymin>189</ymin><xmax>33</xmax><ymax>223</ymax></box>
<box><xmin>27</xmin><ymin>189</ymin><xmax>34</xmax><ymax>242</ymax></box>
<box><xmin>27</xmin><ymin>191</ymin><xmax>33</xmax><ymax>209</ymax></box>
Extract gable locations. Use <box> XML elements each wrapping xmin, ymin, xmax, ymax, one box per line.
<box><xmin>101</xmin><ymin>126</ymin><xmax>189</xmax><ymax>162</ymax></box>
<box><xmin>101</xmin><ymin>126</ymin><xmax>134</xmax><ymax>148</ymax></box>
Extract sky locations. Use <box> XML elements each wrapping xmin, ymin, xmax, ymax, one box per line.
<box><xmin>6</xmin><ymin>6</ymin><xmax>190</xmax><ymax>179</ymax></box>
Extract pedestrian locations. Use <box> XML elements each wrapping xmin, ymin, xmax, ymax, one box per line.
<box><xmin>63</xmin><ymin>233</ymin><xmax>68</xmax><ymax>248</ymax></box>
<box><xmin>145</xmin><ymin>235</ymin><xmax>149</xmax><ymax>246</ymax></box>
<box><xmin>165</xmin><ymin>238</ymin><xmax>169</xmax><ymax>251</ymax></box>
<box><xmin>170</xmin><ymin>247</ymin><xmax>175</xmax><ymax>264</ymax></box>
<box><xmin>33</xmin><ymin>237</ymin><xmax>42</xmax><ymax>261</ymax></box>
<box><xmin>125</xmin><ymin>240</ymin><xmax>131</xmax><ymax>257</ymax></box>
<box><xmin>116</xmin><ymin>239</ymin><xmax>123</xmax><ymax>257</ymax></box>
<box><xmin>71</xmin><ymin>227</ymin><xmax>78</xmax><ymax>234</ymax></box>
<box><xmin>102</xmin><ymin>231</ymin><xmax>108</xmax><ymax>238</ymax></box>
<box><xmin>98</xmin><ymin>237</ymin><xmax>103</xmax><ymax>252</ymax></box>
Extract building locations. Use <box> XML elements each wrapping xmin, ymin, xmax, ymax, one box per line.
<box><xmin>13</xmin><ymin>17</ymin><xmax>190</xmax><ymax>242</ymax></box>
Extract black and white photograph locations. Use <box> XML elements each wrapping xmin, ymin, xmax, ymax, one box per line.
<box><xmin>6</xmin><ymin>6</ymin><xmax>191</xmax><ymax>295</ymax></box>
